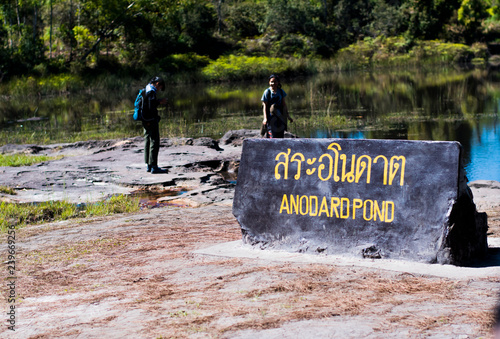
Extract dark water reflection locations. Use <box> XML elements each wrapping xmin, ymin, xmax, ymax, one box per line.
<box><xmin>294</xmin><ymin>69</ymin><xmax>500</xmax><ymax>182</ymax></box>
<box><xmin>312</xmin><ymin>118</ymin><xmax>500</xmax><ymax>182</ymax></box>
<box><xmin>1</xmin><ymin>67</ymin><xmax>499</xmax><ymax>181</ymax></box>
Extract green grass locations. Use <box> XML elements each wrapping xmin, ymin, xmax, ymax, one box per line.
<box><xmin>0</xmin><ymin>153</ymin><xmax>64</xmax><ymax>167</ymax></box>
<box><xmin>0</xmin><ymin>195</ymin><xmax>140</xmax><ymax>232</ymax></box>
<box><xmin>0</xmin><ymin>152</ymin><xmax>141</xmax><ymax>233</ymax></box>
<box><xmin>0</xmin><ymin>186</ymin><xmax>16</xmax><ymax>195</ymax></box>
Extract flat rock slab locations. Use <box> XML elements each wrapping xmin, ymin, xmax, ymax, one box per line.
<box><xmin>0</xmin><ymin>134</ymin><xmax>248</xmax><ymax>205</ymax></box>
<box><xmin>233</xmin><ymin>138</ymin><xmax>487</xmax><ymax>265</ymax></box>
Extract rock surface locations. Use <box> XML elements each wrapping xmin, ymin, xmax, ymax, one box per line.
<box><xmin>0</xmin><ymin>131</ymin><xmax>499</xmax><ymax>338</ymax></box>
<box><xmin>0</xmin><ymin>130</ymin><xmax>258</xmax><ymax>205</ymax></box>
<box><xmin>1</xmin><ymin>129</ymin><xmax>498</xmax><ymax>245</ymax></box>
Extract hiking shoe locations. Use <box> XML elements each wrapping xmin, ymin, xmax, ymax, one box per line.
<box><xmin>151</xmin><ymin>166</ymin><xmax>168</xmax><ymax>174</ymax></box>
<box><xmin>147</xmin><ymin>165</ymin><xmax>152</xmax><ymax>172</ymax></box>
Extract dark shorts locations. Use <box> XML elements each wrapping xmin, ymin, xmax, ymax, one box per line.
<box><xmin>267</xmin><ymin>107</ymin><xmax>286</xmax><ymax>138</ymax></box>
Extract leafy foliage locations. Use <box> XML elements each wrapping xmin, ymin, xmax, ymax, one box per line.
<box><xmin>335</xmin><ymin>37</ymin><xmax>478</xmax><ymax>69</ymax></box>
<box><xmin>458</xmin><ymin>0</ymin><xmax>491</xmax><ymax>43</ymax></box>
<box><xmin>202</xmin><ymin>55</ymin><xmax>290</xmax><ymax>81</ymax></box>
<box><xmin>0</xmin><ymin>0</ymin><xmax>499</xmax><ymax>79</ymax></box>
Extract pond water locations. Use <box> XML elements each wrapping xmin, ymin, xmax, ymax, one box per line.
<box><xmin>343</xmin><ymin>120</ymin><xmax>498</xmax><ymax>182</ymax></box>
<box><xmin>1</xmin><ymin>67</ymin><xmax>499</xmax><ymax>182</ymax></box>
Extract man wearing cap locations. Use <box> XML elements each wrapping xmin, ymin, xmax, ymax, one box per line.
<box><xmin>143</xmin><ymin>76</ymin><xmax>168</xmax><ymax>174</ymax></box>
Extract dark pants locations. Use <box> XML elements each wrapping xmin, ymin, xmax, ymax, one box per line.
<box><xmin>143</xmin><ymin>120</ymin><xmax>160</xmax><ymax>166</ymax></box>
<box><xmin>266</xmin><ymin>109</ymin><xmax>286</xmax><ymax>139</ymax></box>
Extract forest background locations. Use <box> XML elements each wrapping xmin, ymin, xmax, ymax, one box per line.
<box><xmin>2</xmin><ymin>0</ymin><xmax>500</xmax><ymax>87</ymax></box>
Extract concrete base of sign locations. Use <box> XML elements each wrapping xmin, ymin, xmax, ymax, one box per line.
<box><xmin>194</xmin><ymin>237</ymin><xmax>500</xmax><ymax>279</ymax></box>
<box><xmin>233</xmin><ymin>139</ymin><xmax>488</xmax><ymax>266</ymax></box>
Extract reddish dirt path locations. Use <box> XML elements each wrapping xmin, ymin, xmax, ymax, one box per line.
<box><xmin>2</xmin><ymin>200</ymin><xmax>499</xmax><ymax>338</ymax></box>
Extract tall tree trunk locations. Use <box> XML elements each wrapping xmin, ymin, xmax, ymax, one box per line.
<box><xmin>322</xmin><ymin>0</ymin><xmax>328</xmax><ymax>23</ymax></box>
<box><xmin>33</xmin><ymin>2</ymin><xmax>37</xmax><ymax>50</ymax></box>
<box><xmin>69</xmin><ymin>0</ymin><xmax>74</xmax><ymax>62</ymax></box>
<box><xmin>216</xmin><ymin>0</ymin><xmax>223</xmax><ymax>34</ymax></box>
<box><xmin>50</xmin><ymin>0</ymin><xmax>53</xmax><ymax>59</ymax></box>
<box><xmin>15</xmin><ymin>0</ymin><xmax>21</xmax><ymax>36</ymax></box>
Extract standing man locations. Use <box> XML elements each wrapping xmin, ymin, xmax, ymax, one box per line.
<box><xmin>143</xmin><ymin>76</ymin><xmax>168</xmax><ymax>174</ymax></box>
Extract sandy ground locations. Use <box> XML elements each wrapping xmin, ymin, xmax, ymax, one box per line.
<box><xmin>0</xmin><ymin>182</ymin><xmax>498</xmax><ymax>338</ymax></box>
<box><xmin>1</xmin><ymin>135</ymin><xmax>499</xmax><ymax>338</ymax></box>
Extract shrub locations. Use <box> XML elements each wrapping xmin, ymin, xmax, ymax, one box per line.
<box><xmin>335</xmin><ymin>38</ymin><xmax>475</xmax><ymax>69</ymax></box>
<box><xmin>411</xmin><ymin>41</ymin><xmax>473</xmax><ymax>64</ymax></box>
<box><xmin>161</xmin><ymin>53</ymin><xmax>211</xmax><ymax>73</ymax></box>
<box><xmin>6</xmin><ymin>74</ymin><xmax>84</xmax><ymax>96</ymax></box>
<box><xmin>202</xmin><ymin>55</ymin><xmax>290</xmax><ymax>81</ymax></box>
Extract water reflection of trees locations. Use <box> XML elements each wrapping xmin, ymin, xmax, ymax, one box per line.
<box><xmin>289</xmin><ymin>68</ymin><xmax>498</xmax><ymax>141</ymax></box>
<box><xmin>296</xmin><ymin>69</ymin><xmax>490</xmax><ymax>118</ymax></box>
<box><xmin>1</xmin><ymin>68</ymin><xmax>500</xmax><ymax>144</ymax></box>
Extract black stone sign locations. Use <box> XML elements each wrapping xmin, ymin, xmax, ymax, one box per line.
<box><xmin>233</xmin><ymin>138</ymin><xmax>488</xmax><ymax>265</ymax></box>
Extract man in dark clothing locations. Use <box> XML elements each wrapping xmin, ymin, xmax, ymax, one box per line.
<box><xmin>142</xmin><ymin>76</ymin><xmax>168</xmax><ymax>174</ymax></box>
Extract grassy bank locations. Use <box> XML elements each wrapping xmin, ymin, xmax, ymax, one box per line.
<box><xmin>333</xmin><ymin>38</ymin><xmax>488</xmax><ymax>70</ymax></box>
<box><xmin>0</xmin><ymin>154</ymin><xmax>63</xmax><ymax>167</ymax></box>
<box><xmin>201</xmin><ymin>39</ymin><xmax>489</xmax><ymax>81</ymax></box>
<box><xmin>0</xmin><ymin>195</ymin><xmax>140</xmax><ymax>232</ymax></box>
<box><xmin>0</xmin><ymin>151</ymin><xmax>140</xmax><ymax>231</ymax></box>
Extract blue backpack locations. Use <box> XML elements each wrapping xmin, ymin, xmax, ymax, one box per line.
<box><xmin>133</xmin><ymin>88</ymin><xmax>146</xmax><ymax>121</ymax></box>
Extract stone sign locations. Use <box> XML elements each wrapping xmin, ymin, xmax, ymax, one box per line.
<box><xmin>233</xmin><ymin>138</ymin><xmax>488</xmax><ymax>265</ymax></box>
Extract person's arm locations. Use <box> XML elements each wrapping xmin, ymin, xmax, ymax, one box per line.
<box><xmin>262</xmin><ymin>101</ymin><xmax>268</xmax><ymax>124</ymax></box>
<box><xmin>261</xmin><ymin>88</ymin><xmax>269</xmax><ymax>124</ymax></box>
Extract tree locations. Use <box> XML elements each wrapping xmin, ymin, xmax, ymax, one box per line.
<box><xmin>0</xmin><ymin>0</ymin><xmax>45</xmax><ymax>75</ymax></box>
<box><xmin>222</xmin><ymin>1</ymin><xmax>264</xmax><ymax>38</ymax></box>
<box><xmin>458</xmin><ymin>0</ymin><xmax>490</xmax><ymax>43</ymax></box>
<box><xmin>77</xmin><ymin>0</ymin><xmax>134</xmax><ymax>60</ymax></box>
<box><xmin>333</xmin><ymin>0</ymin><xmax>374</xmax><ymax>46</ymax></box>
<box><xmin>369</xmin><ymin>0</ymin><xmax>406</xmax><ymax>37</ymax></box>
<box><xmin>400</xmin><ymin>0</ymin><xmax>462</xmax><ymax>41</ymax></box>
